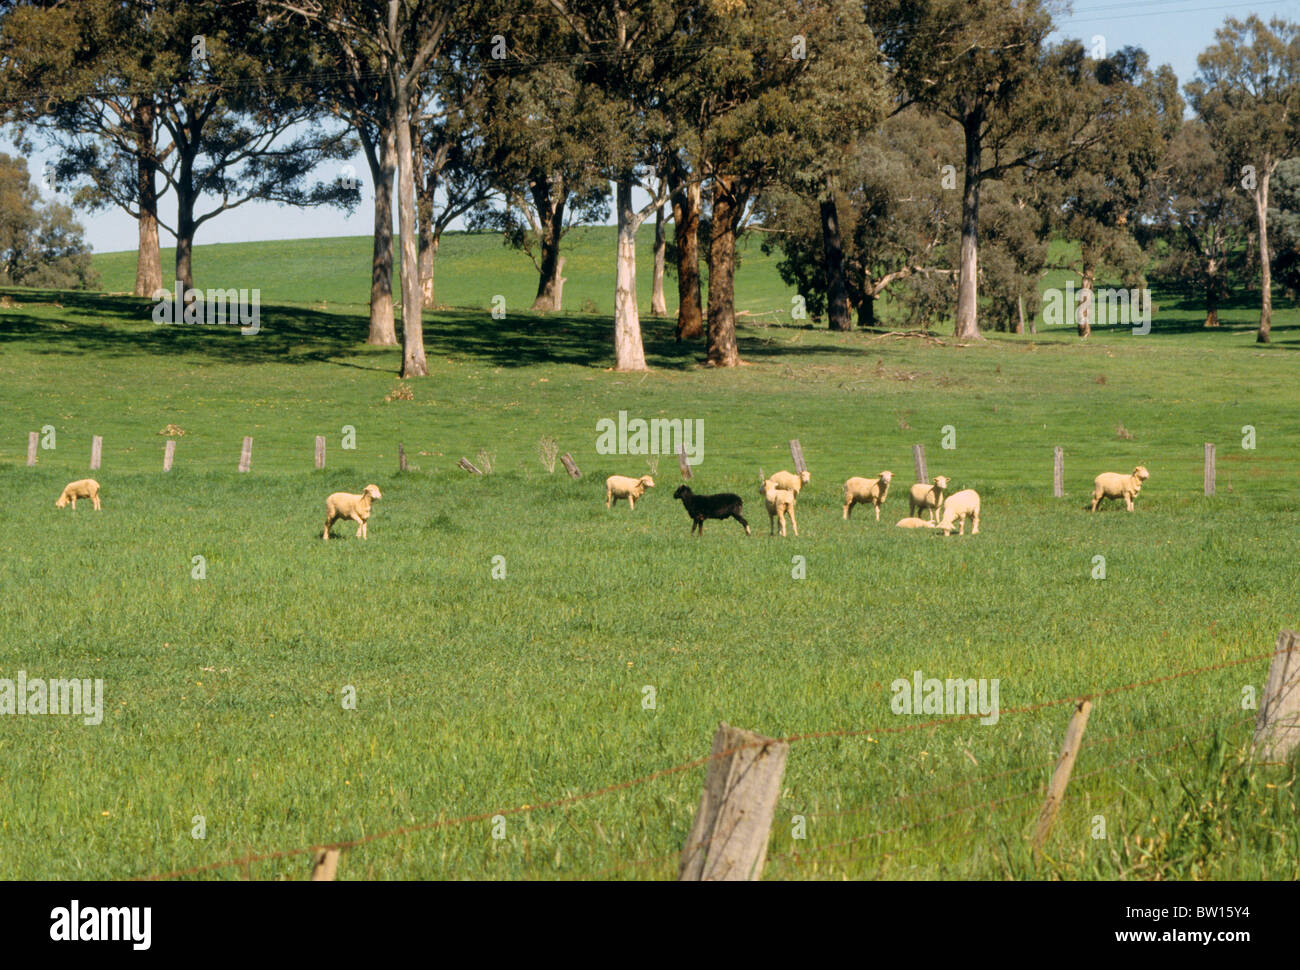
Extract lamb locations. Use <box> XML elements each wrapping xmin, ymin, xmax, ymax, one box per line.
<box><xmin>937</xmin><ymin>489</ymin><xmax>980</xmax><ymax>535</ymax></box>
<box><xmin>1090</xmin><ymin>465</ymin><xmax>1150</xmax><ymax>512</ymax></box>
<box><xmin>895</xmin><ymin>517</ymin><xmax>937</xmax><ymax>529</ymax></box>
<box><xmin>673</xmin><ymin>485</ymin><xmax>750</xmax><ymax>537</ymax></box>
<box><xmin>842</xmin><ymin>471</ymin><xmax>893</xmax><ymax>520</ymax></box>
<box><xmin>908</xmin><ymin>475</ymin><xmax>951</xmax><ymax>522</ymax></box>
<box><xmin>605</xmin><ymin>474</ymin><xmax>655</xmax><ymax>510</ymax></box>
<box><xmin>54</xmin><ymin>479</ymin><xmax>101</xmax><ymax>511</ymax></box>
<box><xmin>759</xmin><ymin>480</ymin><xmax>798</xmax><ymax>537</ymax></box>
<box><xmin>323</xmin><ymin>484</ymin><xmax>382</xmax><ymax>540</ymax></box>
<box><xmin>764</xmin><ymin>469</ymin><xmax>810</xmax><ymax>497</ymax></box>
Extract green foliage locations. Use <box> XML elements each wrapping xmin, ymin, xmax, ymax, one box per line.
<box><xmin>0</xmin><ymin>153</ymin><xmax>98</xmax><ymax>289</ymax></box>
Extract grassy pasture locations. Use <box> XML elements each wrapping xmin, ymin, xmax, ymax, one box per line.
<box><xmin>0</xmin><ymin>229</ymin><xmax>1297</xmax><ymax>880</ymax></box>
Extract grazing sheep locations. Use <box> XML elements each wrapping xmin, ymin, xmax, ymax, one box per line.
<box><xmin>764</xmin><ymin>469</ymin><xmax>811</xmax><ymax>497</ymax></box>
<box><xmin>895</xmin><ymin>517</ymin><xmax>936</xmax><ymax>529</ymax></box>
<box><xmin>760</xmin><ymin>480</ymin><xmax>798</xmax><ymax>537</ymax></box>
<box><xmin>908</xmin><ymin>475</ymin><xmax>951</xmax><ymax>522</ymax></box>
<box><xmin>673</xmin><ymin>485</ymin><xmax>750</xmax><ymax>537</ymax></box>
<box><xmin>605</xmin><ymin>474</ymin><xmax>655</xmax><ymax>510</ymax></box>
<box><xmin>55</xmin><ymin>479</ymin><xmax>100</xmax><ymax>511</ymax></box>
<box><xmin>324</xmin><ymin>484</ymin><xmax>382</xmax><ymax>540</ymax></box>
<box><xmin>1090</xmin><ymin>465</ymin><xmax>1150</xmax><ymax>512</ymax></box>
<box><xmin>842</xmin><ymin>471</ymin><xmax>893</xmax><ymax>520</ymax></box>
<box><xmin>937</xmin><ymin>489</ymin><xmax>980</xmax><ymax>536</ymax></box>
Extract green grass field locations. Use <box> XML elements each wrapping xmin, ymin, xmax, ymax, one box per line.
<box><xmin>1</xmin><ymin>227</ymin><xmax>1298</xmax><ymax>880</ymax></box>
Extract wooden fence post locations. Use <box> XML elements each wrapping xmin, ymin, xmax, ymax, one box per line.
<box><xmin>677</xmin><ymin>443</ymin><xmax>692</xmax><ymax>480</ymax></box>
<box><xmin>1253</xmin><ymin>630</ymin><xmax>1300</xmax><ymax>762</ymax></box>
<box><xmin>1053</xmin><ymin>446</ymin><xmax>1064</xmax><ymax>498</ymax></box>
<box><xmin>163</xmin><ymin>440</ymin><xmax>175</xmax><ymax>472</ymax></box>
<box><xmin>789</xmin><ymin>439</ymin><xmax>806</xmax><ymax>475</ymax></box>
<box><xmin>27</xmin><ymin>432</ymin><xmax>38</xmax><ymax>467</ymax></box>
<box><xmin>398</xmin><ymin>444</ymin><xmax>407</xmax><ymax>472</ymax></box>
<box><xmin>309</xmin><ymin>848</ymin><xmax>340</xmax><ymax>881</ymax></box>
<box><xmin>560</xmin><ymin>453</ymin><xmax>582</xmax><ymax>479</ymax></box>
<box><xmin>1031</xmin><ymin>699</ymin><xmax>1092</xmax><ymax>853</ymax></box>
<box><xmin>678</xmin><ymin>722</ymin><xmax>789</xmax><ymax>881</ymax></box>
<box><xmin>1204</xmin><ymin>443</ymin><xmax>1216</xmax><ymax>496</ymax></box>
<box><xmin>238</xmin><ymin>436</ymin><xmax>253</xmax><ymax>473</ymax></box>
<box><xmin>913</xmin><ymin>443</ymin><xmax>928</xmax><ymax>484</ymax></box>
<box><xmin>90</xmin><ymin>435</ymin><xmax>103</xmax><ymax>471</ymax></box>
<box><xmin>315</xmin><ymin>436</ymin><xmax>326</xmax><ymax>470</ymax></box>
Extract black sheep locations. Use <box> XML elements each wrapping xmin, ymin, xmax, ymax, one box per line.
<box><xmin>673</xmin><ymin>485</ymin><xmax>751</xmax><ymax>536</ymax></box>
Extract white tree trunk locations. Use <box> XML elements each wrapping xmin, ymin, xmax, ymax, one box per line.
<box><xmin>614</xmin><ymin>179</ymin><xmax>648</xmax><ymax>371</ymax></box>
<box><xmin>395</xmin><ymin>84</ymin><xmax>427</xmax><ymax>377</ymax></box>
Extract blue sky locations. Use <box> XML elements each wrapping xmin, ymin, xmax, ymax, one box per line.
<box><xmin>9</xmin><ymin>0</ymin><xmax>1296</xmax><ymax>257</ymax></box>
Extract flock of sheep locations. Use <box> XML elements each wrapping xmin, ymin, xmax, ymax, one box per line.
<box><xmin>49</xmin><ymin>462</ymin><xmax>1152</xmax><ymax>541</ymax></box>
<box><xmin>604</xmin><ymin>462</ymin><xmax>1153</xmax><ymax>538</ymax></box>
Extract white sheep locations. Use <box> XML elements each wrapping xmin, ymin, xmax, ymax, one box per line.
<box><xmin>908</xmin><ymin>475</ymin><xmax>951</xmax><ymax>522</ymax></box>
<box><xmin>760</xmin><ymin>480</ymin><xmax>798</xmax><ymax>537</ymax></box>
<box><xmin>764</xmin><ymin>469</ymin><xmax>810</xmax><ymax>496</ymax></box>
<box><xmin>842</xmin><ymin>471</ymin><xmax>893</xmax><ymax>520</ymax></box>
<box><xmin>1090</xmin><ymin>465</ymin><xmax>1149</xmax><ymax>512</ymax></box>
<box><xmin>937</xmin><ymin>489</ymin><xmax>980</xmax><ymax>535</ymax></box>
<box><xmin>895</xmin><ymin>516</ymin><xmax>936</xmax><ymax>529</ymax></box>
<box><xmin>605</xmin><ymin>474</ymin><xmax>655</xmax><ymax>510</ymax></box>
<box><xmin>55</xmin><ymin>478</ymin><xmax>101</xmax><ymax>511</ymax></box>
<box><xmin>324</xmin><ymin>484</ymin><xmax>382</xmax><ymax>540</ymax></box>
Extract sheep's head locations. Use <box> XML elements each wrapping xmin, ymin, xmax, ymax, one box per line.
<box><xmin>934</xmin><ymin>475</ymin><xmax>951</xmax><ymax>491</ymax></box>
<box><xmin>799</xmin><ymin>469</ymin><xmax>811</xmax><ymax>483</ymax></box>
<box><xmin>879</xmin><ymin>471</ymin><xmax>893</xmax><ymax>484</ymax></box>
<box><xmin>673</xmin><ymin>485</ymin><xmax>691</xmax><ymax>500</ymax></box>
<box><xmin>54</xmin><ymin>494</ymin><xmax>68</xmax><ymax>508</ymax></box>
<box><xmin>363</xmin><ymin>484</ymin><xmax>382</xmax><ymax>501</ymax></box>
<box><xmin>1134</xmin><ymin>466</ymin><xmax>1150</xmax><ymax>481</ymax></box>
<box><xmin>640</xmin><ymin>476</ymin><xmax>655</xmax><ymax>488</ymax></box>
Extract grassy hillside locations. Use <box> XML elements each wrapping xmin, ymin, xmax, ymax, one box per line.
<box><xmin>0</xmin><ymin>234</ymin><xmax>1297</xmax><ymax>880</ymax></box>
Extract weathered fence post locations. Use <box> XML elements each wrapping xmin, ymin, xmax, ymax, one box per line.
<box><xmin>678</xmin><ymin>722</ymin><xmax>789</xmax><ymax>881</ymax></box>
<box><xmin>560</xmin><ymin>453</ymin><xmax>582</xmax><ymax>479</ymax></box>
<box><xmin>90</xmin><ymin>435</ymin><xmax>103</xmax><ymax>471</ymax></box>
<box><xmin>309</xmin><ymin>848</ymin><xmax>340</xmax><ymax>881</ymax></box>
<box><xmin>1204</xmin><ymin>443</ymin><xmax>1216</xmax><ymax>496</ymax></box>
<box><xmin>1053</xmin><ymin>446</ymin><xmax>1064</xmax><ymax>498</ymax></box>
<box><xmin>27</xmin><ymin>432</ymin><xmax>38</xmax><ymax>467</ymax></box>
<box><xmin>238</xmin><ymin>436</ymin><xmax>253</xmax><ymax>473</ymax></box>
<box><xmin>398</xmin><ymin>444</ymin><xmax>407</xmax><ymax>472</ymax></box>
<box><xmin>1253</xmin><ymin>630</ymin><xmax>1300</xmax><ymax>762</ymax></box>
<box><xmin>163</xmin><ymin>440</ymin><xmax>175</xmax><ymax>472</ymax></box>
<box><xmin>789</xmin><ymin>439</ymin><xmax>806</xmax><ymax>475</ymax></box>
<box><xmin>1031</xmin><ymin>699</ymin><xmax>1092</xmax><ymax>853</ymax></box>
<box><xmin>458</xmin><ymin>457</ymin><xmax>484</xmax><ymax>475</ymax></box>
<box><xmin>315</xmin><ymin>436</ymin><xmax>326</xmax><ymax>470</ymax></box>
<box><xmin>677</xmin><ymin>443</ymin><xmax>692</xmax><ymax>480</ymax></box>
<box><xmin>913</xmin><ymin>443</ymin><xmax>928</xmax><ymax>484</ymax></box>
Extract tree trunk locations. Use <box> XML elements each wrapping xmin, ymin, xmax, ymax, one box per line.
<box><xmin>531</xmin><ymin>181</ymin><xmax>567</xmax><ymax>311</ymax></box>
<box><xmin>1205</xmin><ymin>257</ymin><xmax>1220</xmax><ymax>327</ymax></box>
<box><xmin>820</xmin><ymin>174</ymin><xmax>852</xmax><ymax>331</ymax></box>
<box><xmin>1015</xmin><ymin>293</ymin><xmax>1025</xmax><ymax>334</ymax></box>
<box><xmin>613</xmin><ymin>177</ymin><xmax>648</xmax><ymax>371</ymax></box>
<box><xmin>651</xmin><ymin>203</ymin><xmax>667</xmax><ymax>316</ymax></box>
<box><xmin>859</xmin><ymin>291</ymin><xmax>876</xmax><ymax>329</ymax></box>
<box><xmin>365</xmin><ymin>122</ymin><xmax>397</xmax><ymax>345</ymax></box>
<box><xmin>418</xmin><ymin>154</ymin><xmax>435</xmax><ymax>309</ymax></box>
<box><xmin>954</xmin><ymin>109</ymin><xmax>984</xmax><ymax>340</ymax></box>
<box><xmin>1076</xmin><ymin>265</ymin><xmax>1094</xmax><ymax>338</ymax></box>
<box><xmin>669</xmin><ymin>160</ymin><xmax>703</xmax><ymax>340</ymax></box>
<box><xmin>1255</xmin><ymin>174</ymin><xmax>1271</xmax><ymax>343</ymax></box>
<box><xmin>395</xmin><ymin>84</ymin><xmax>427</xmax><ymax>377</ymax></box>
<box><xmin>133</xmin><ymin>99</ymin><xmax>162</xmax><ymax>298</ymax></box>
<box><xmin>705</xmin><ymin>175</ymin><xmax>741</xmax><ymax>367</ymax></box>
<box><xmin>175</xmin><ymin>149</ymin><xmax>197</xmax><ymax>293</ymax></box>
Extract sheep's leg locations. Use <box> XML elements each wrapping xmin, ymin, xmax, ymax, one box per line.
<box><xmin>628</xmin><ymin>495</ymin><xmax>636</xmax><ymax>511</ymax></box>
<box><xmin>789</xmin><ymin>507</ymin><xmax>798</xmax><ymax>537</ymax></box>
<box><xmin>70</xmin><ymin>496</ymin><xmax>76</xmax><ymax>510</ymax></box>
<box><xmin>733</xmin><ymin>512</ymin><xmax>750</xmax><ymax>535</ymax></box>
<box><xmin>971</xmin><ymin>510</ymin><xmax>979</xmax><ymax>535</ymax></box>
<box><xmin>92</xmin><ymin>494</ymin><xmax>101</xmax><ymax>511</ymax></box>
<box><xmin>606</xmin><ymin>488</ymin><xmax>613</xmax><ymax>509</ymax></box>
<box><xmin>324</xmin><ymin>514</ymin><xmax>334</xmax><ymax>540</ymax></box>
<box><xmin>843</xmin><ymin>499</ymin><xmax>851</xmax><ymax>519</ymax></box>
<box><xmin>1125</xmin><ymin>493</ymin><xmax>1134</xmax><ymax>512</ymax></box>
<box><xmin>874</xmin><ymin>501</ymin><xmax>881</xmax><ymax>521</ymax></box>
<box><xmin>1090</xmin><ymin>492</ymin><xmax>1101</xmax><ymax>512</ymax></box>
